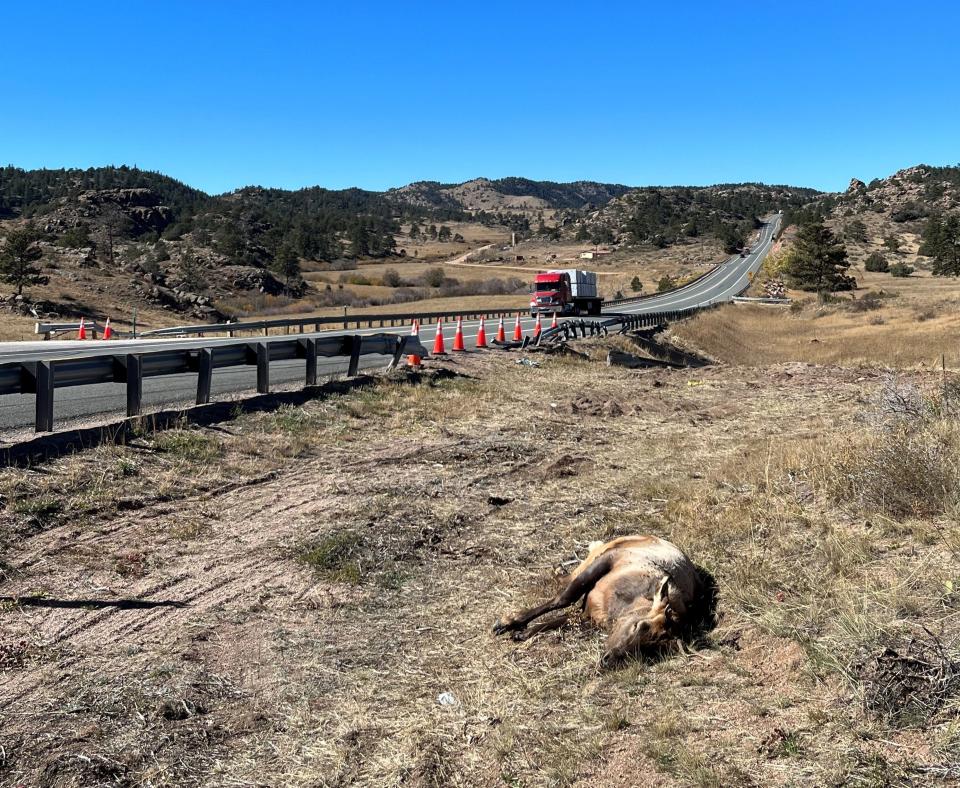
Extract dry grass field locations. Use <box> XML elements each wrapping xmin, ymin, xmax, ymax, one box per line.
<box><xmin>393</xmin><ymin>222</ymin><xmax>513</xmax><ymax>262</ymax></box>
<box><xmin>676</xmin><ymin>275</ymin><xmax>960</xmax><ymax>370</ymax></box>
<box><xmin>3</xmin><ymin>334</ymin><xmax>960</xmax><ymax>785</ymax></box>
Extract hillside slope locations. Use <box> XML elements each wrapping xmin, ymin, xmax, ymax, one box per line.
<box><xmin>795</xmin><ymin>164</ymin><xmax>960</xmax><ymax>272</ymax></box>
<box><xmin>561</xmin><ymin>183</ymin><xmax>820</xmax><ymax>250</ymax></box>
<box><xmin>0</xmin><ymin>166</ymin><xmax>818</xmax><ymax>333</ymax></box>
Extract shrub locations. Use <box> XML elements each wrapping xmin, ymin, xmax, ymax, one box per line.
<box><xmin>889</xmin><ymin>263</ymin><xmax>914</xmax><ymax>277</ymax></box>
<box><xmin>824</xmin><ymin>421</ymin><xmax>959</xmax><ymax>518</ymax></box>
<box><xmin>630</xmin><ymin>276</ymin><xmax>643</xmax><ymax>292</ymax></box>
<box><xmin>890</xmin><ymin>203</ymin><xmax>927</xmax><ymax>223</ymax></box>
<box><xmin>423</xmin><ymin>267</ymin><xmax>446</xmax><ymax>288</ymax></box>
<box><xmin>864</xmin><ymin>252</ymin><xmax>888</xmax><ymax>273</ymax></box>
<box><xmin>381</xmin><ymin>268</ymin><xmax>403</xmax><ymax>287</ymax></box>
<box><xmin>815</xmin><ymin>377</ymin><xmax>960</xmax><ymax>518</ymax></box>
<box><xmin>848</xmin><ymin>291</ymin><xmax>884</xmax><ymax>312</ymax></box>
<box><xmin>657</xmin><ymin>275</ymin><xmax>676</xmax><ymax>292</ymax></box>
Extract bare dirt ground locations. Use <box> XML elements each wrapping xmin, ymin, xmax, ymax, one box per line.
<box><xmin>3</xmin><ymin>331</ymin><xmax>959</xmax><ymax>786</ymax></box>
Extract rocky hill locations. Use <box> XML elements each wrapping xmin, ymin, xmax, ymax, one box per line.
<box><xmin>834</xmin><ymin>165</ymin><xmax>960</xmax><ymax>219</ymax></box>
<box><xmin>561</xmin><ymin>183</ymin><xmax>820</xmax><ymax>250</ymax></box>
<box><xmin>388</xmin><ymin>177</ymin><xmax>631</xmax><ymax>212</ymax></box>
<box><xmin>776</xmin><ymin>165</ymin><xmax>960</xmax><ymax>276</ymax></box>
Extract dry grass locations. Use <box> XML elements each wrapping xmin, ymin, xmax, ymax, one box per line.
<box><xmin>2</xmin><ymin>346</ymin><xmax>960</xmax><ymax>785</ymax></box>
<box><xmin>674</xmin><ymin>300</ymin><xmax>960</xmax><ymax>369</ymax></box>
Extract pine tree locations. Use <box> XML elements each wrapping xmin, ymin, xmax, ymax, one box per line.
<box><xmin>845</xmin><ymin>219</ymin><xmax>868</xmax><ymax>243</ymax></box>
<box><xmin>921</xmin><ymin>214</ymin><xmax>960</xmax><ymax>275</ymax></box>
<box><xmin>96</xmin><ymin>204</ymin><xmax>132</xmax><ymax>266</ymax></box>
<box><xmin>0</xmin><ymin>224</ymin><xmax>48</xmax><ymax>295</ymax></box>
<box><xmin>630</xmin><ymin>276</ymin><xmax>643</xmax><ymax>292</ymax></box>
<box><xmin>349</xmin><ymin>223</ymin><xmax>370</xmax><ymax>258</ymax></box>
<box><xmin>409</xmin><ymin>222</ymin><xmax>421</xmax><ymax>240</ymax></box>
<box><xmin>271</xmin><ymin>245</ymin><xmax>301</xmax><ymax>289</ymax></box>
<box><xmin>864</xmin><ymin>251</ymin><xmax>888</xmax><ymax>272</ymax></box>
<box><xmin>785</xmin><ymin>219</ymin><xmax>854</xmax><ymax>292</ymax></box>
<box><xmin>437</xmin><ymin>225</ymin><xmax>451</xmax><ymax>242</ymax></box>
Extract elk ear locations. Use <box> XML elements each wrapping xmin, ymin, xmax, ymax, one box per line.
<box><xmin>653</xmin><ymin>575</ymin><xmax>671</xmax><ymax>607</ymax></box>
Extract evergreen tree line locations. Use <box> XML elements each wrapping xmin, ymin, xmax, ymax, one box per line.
<box><xmin>920</xmin><ymin>213</ymin><xmax>960</xmax><ymax>275</ymax></box>
<box><xmin>583</xmin><ymin>185</ymin><xmax>819</xmax><ymax>251</ymax></box>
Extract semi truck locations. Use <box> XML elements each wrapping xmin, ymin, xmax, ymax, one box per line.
<box><xmin>529</xmin><ymin>269</ymin><xmax>603</xmax><ymax>316</ymax></box>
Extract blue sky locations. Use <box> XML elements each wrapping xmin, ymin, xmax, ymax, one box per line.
<box><xmin>2</xmin><ymin>1</ymin><xmax>957</xmax><ymax>194</ymax></box>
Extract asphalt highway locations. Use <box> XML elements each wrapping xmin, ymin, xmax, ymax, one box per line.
<box><xmin>0</xmin><ymin>216</ymin><xmax>780</xmax><ymax>435</ymax></box>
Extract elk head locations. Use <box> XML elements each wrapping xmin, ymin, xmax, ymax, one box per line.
<box><xmin>600</xmin><ymin>575</ymin><xmax>675</xmax><ymax>667</ymax></box>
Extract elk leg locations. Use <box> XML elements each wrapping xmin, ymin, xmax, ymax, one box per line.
<box><xmin>493</xmin><ymin>554</ymin><xmax>613</xmax><ymax>635</ymax></box>
<box><xmin>510</xmin><ymin>611</ymin><xmax>574</xmax><ymax>642</ymax></box>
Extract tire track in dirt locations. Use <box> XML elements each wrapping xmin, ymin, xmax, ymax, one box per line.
<box><xmin>12</xmin><ymin>470</ymin><xmax>285</xmax><ymax>573</ymax></box>
<box><xmin>0</xmin><ymin>458</ymin><xmax>344</xmax><ymax>721</ymax></box>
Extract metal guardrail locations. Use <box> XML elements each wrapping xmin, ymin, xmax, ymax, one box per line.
<box><xmin>15</xmin><ymin>300</ymin><xmax>726</xmax><ymax>435</ymax></box>
<box><xmin>35</xmin><ymin>320</ymin><xmax>111</xmax><ymax>339</ymax></box>
<box><xmin>731</xmin><ymin>296</ymin><xmax>791</xmax><ymax>305</ymax></box>
<box><xmin>604</xmin><ymin>265</ymin><xmax>723</xmax><ymax>308</ymax></box>
<box><xmin>1</xmin><ymin>332</ymin><xmax>427</xmax><ymax>433</ymax></box>
<box><xmin>36</xmin><ymin>306</ymin><xmax>527</xmax><ymax>341</ymax></box>
<box><xmin>535</xmin><ymin>304</ymin><xmax>720</xmax><ymax>345</ymax></box>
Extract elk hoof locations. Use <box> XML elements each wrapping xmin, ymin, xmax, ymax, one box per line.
<box><xmin>492</xmin><ymin>618</ymin><xmax>518</xmax><ymax>636</ymax></box>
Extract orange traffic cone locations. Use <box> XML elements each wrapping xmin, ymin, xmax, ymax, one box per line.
<box><xmin>495</xmin><ymin>316</ymin><xmax>506</xmax><ymax>343</ymax></box>
<box><xmin>407</xmin><ymin>320</ymin><xmax>422</xmax><ymax>368</ymax></box>
<box><xmin>77</xmin><ymin>317</ymin><xmax>86</xmax><ymax>340</ymax></box>
<box><xmin>533</xmin><ymin>312</ymin><xmax>542</xmax><ymax>337</ymax></box>
<box><xmin>433</xmin><ymin>319</ymin><xmax>446</xmax><ymax>354</ymax></box>
<box><xmin>512</xmin><ymin>313</ymin><xmax>523</xmax><ymax>342</ymax></box>
<box><xmin>476</xmin><ymin>317</ymin><xmax>488</xmax><ymax>349</ymax></box>
<box><xmin>551</xmin><ymin>312</ymin><xmax>558</xmax><ymax>329</ymax></box>
<box><xmin>452</xmin><ymin>316</ymin><xmax>466</xmax><ymax>352</ymax></box>
<box><xmin>102</xmin><ymin>317</ymin><xmax>113</xmax><ymax>340</ymax></box>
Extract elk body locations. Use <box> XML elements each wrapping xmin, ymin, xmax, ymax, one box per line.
<box><xmin>493</xmin><ymin>535</ymin><xmax>701</xmax><ymax>666</ymax></box>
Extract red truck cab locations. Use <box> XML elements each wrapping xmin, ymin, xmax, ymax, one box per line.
<box><xmin>529</xmin><ymin>269</ymin><xmax>602</xmax><ymax>316</ymax></box>
<box><xmin>530</xmin><ymin>271</ymin><xmax>570</xmax><ymax>314</ymax></box>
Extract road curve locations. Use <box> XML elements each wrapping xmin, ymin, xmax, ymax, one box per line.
<box><xmin>0</xmin><ymin>217</ymin><xmax>780</xmax><ymax>435</ymax></box>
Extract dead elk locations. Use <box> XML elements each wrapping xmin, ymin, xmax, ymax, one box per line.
<box><xmin>493</xmin><ymin>535</ymin><xmax>703</xmax><ymax>666</ymax></box>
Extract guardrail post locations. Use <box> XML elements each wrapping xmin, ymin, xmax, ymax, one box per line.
<box><xmin>196</xmin><ymin>348</ymin><xmax>213</xmax><ymax>405</ymax></box>
<box><xmin>257</xmin><ymin>343</ymin><xmax>270</xmax><ymax>393</ymax></box>
<box><xmin>304</xmin><ymin>338</ymin><xmax>317</xmax><ymax>386</ymax></box>
<box><xmin>34</xmin><ymin>361</ymin><xmax>55</xmax><ymax>432</ymax></box>
<box><xmin>126</xmin><ymin>354</ymin><xmax>142</xmax><ymax>417</ymax></box>
<box><xmin>347</xmin><ymin>335</ymin><xmax>362</xmax><ymax>377</ymax></box>
<box><xmin>390</xmin><ymin>336</ymin><xmax>409</xmax><ymax>368</ymax></box>
<box><xmin>343</xmin><ymin>307</ymin><xmax>348</xmax><ymax>330</ymax></box>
